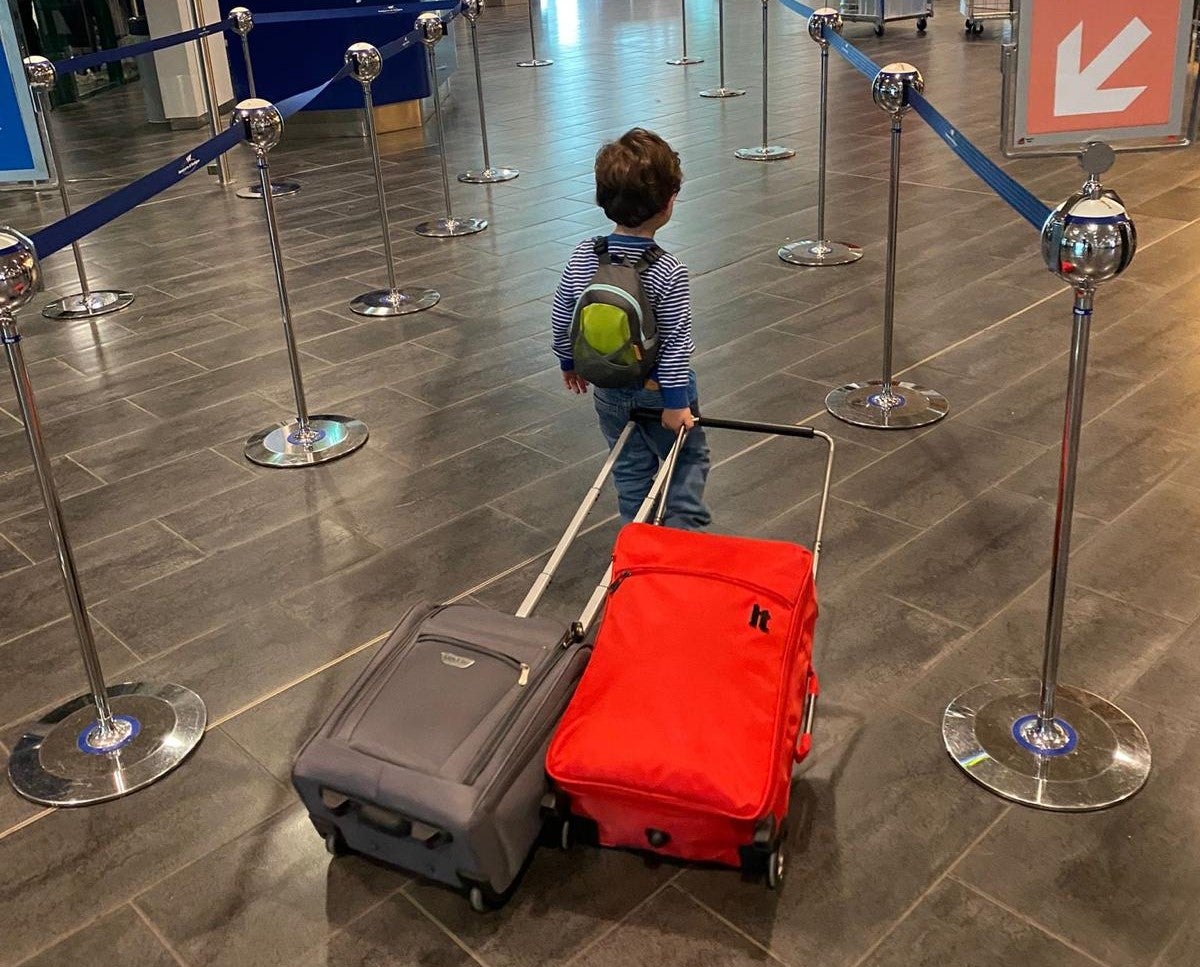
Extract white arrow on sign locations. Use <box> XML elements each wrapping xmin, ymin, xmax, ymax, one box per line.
<box><xmin>1055</xmin><ymin>17</ymin><xmax>1152</xmax><ymax>117</ymax></box>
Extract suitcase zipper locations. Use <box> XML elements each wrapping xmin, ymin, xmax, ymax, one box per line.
<box><xmin>461</xmin><ymin>625</ymin><xmax>583</xmax><ymax>785</ymax></box>
<box><xmin>427</xmin><ymin>635</ymin><xmax>531</xmax><ymax>687</ymax></box>
<box><xmin>608</xmin><ymin>566</ymin><xmax>796</xmax><ymax>608</ymax></box>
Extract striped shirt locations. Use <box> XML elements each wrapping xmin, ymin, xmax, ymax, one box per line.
<box><xmin>551</xmin><ymin>234</ymin><xmax>695</xmax><ymax>410</ymax></box>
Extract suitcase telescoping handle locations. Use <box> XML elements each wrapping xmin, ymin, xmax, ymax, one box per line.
<box><xmin>628</xmin><ymin>409</ymin><xmax>836</xmax><ymax>582</ymax></box>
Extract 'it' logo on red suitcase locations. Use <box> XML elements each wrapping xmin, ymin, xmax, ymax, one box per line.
<box><xmin>749</xmin><ymin>604</ymin><xmax>771</xmax><ymax>633</ymax></box>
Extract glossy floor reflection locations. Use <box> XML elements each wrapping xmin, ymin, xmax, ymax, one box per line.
<box><xmin>2</xmin><ymin>1</ymin><xmax>1200</xmax><ymax>964</ymax></box>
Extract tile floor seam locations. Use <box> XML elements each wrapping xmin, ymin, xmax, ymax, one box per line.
<box><xmin>947</xmin><ymin>874</ymin><xmax>1116</xmax><ymax>967</ymax></box>
<box><xmin>129</xmin><ymin>900</ymin><xmax>195</xmax><ymax>967</ymax></box>
<box><xmin>63</xmin><ymin>451</ymin><xmax>108</xmax><ymax>487</ymax></box>
<box><xmin>153</xmin><ymin>516</ymin><xmax>214</xmax><ymax>560</ymax></box>
<box><xmin>0</xmin><ymin>531</ymin><xmax>34</xmax><ymax>567</ymax></box>
<box><xmin>845</xmin><ymin>805</ymin><xmax>1014</xmax><ymax>967</ymax></box>
<box><xmin>1148</xmin><ymin>916</ymin><xmax>1192</xmax><ymax>967</ymax></box>
<box><xmin>399</xmin><ymin>889</ymin><xmax>497</xmax><ymax>967</ymax></box>
<box><xmin>559</xmin><ymin>869</ymin><xmax>685</xmax><ymax>967</ymax></box>
<box><xmin>669</xmin><ymin>882</ymin><xmax>796</xmax><ymax>966</ymax></box>
<box><xmin>881</xmin><ymin>591</ymin><xmax>975</xmax><ymax>632</ymax></box>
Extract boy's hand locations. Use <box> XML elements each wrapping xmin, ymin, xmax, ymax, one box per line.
<box><xmin>563</xmin><ymin>371</ymin><xmax>589</xmax><ymax>394</ymax></box>
<box><xmin>662</xmin><ymin>407</ymin><xmax>695</xmax><ymax>433</ymax></box>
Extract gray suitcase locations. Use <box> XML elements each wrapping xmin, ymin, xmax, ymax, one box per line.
<box><xmin>292</xmin><ymin>423</ymin><xmax>665</xmax><ymax>911</ymax></box>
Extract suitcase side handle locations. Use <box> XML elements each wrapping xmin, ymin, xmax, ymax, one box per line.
<box><xmin>630</xmin><ymin>409</ymin><xmax>835</xmax><ymax>582</ymax></box>
<box><xmin>321</xmin><ymin>787</ymin><xmax>452</xmax><ymax>848</ymax></box>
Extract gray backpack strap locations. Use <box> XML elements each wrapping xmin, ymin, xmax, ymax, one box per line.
<box><xmin>592</xmin><ymin>236</ymin><xmax>613</xmax><ymax>265</ymax></box>
<box><xmin>635</xmin><ymin>244</ymin><xmax>664</xmax><ymax>272</ymax></box>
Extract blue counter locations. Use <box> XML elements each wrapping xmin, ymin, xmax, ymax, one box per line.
<box><xmin>218</xmin><ymin>0</ymin><xmax>456</xmax><ymax>113</ymax></box>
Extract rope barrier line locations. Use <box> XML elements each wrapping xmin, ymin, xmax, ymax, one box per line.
<box><xmin>257</xmin><ymin>0</ymin><xmax>455</xmax><ymax>24</ymax></box>
<box><xmin>50</xmin><ymin>19</ymin><xmax>230</xmax><ymax>76</ymax></box>
<box><xmin>774</xmin><ymin>0</ymin><xmax>1050</xmax><ymax>230</ymax></box>
<box><xmin>29</xmin><ymin>20</ymin><xmax>430</xmax><ymax>260</ymax></box>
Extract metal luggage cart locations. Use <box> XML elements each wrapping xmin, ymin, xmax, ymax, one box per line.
<box><xmin>839</xmin><ymin>0</ymin><xmax>931</xmax><ymax>37</ymax></box>
<box><xmin>961</xmin><ymin>0</ymin><xmax>1012</xmax><ymax>35</ymax></box>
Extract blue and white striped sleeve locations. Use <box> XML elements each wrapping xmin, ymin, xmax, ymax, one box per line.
<box><xmin>551</xmin><ymin>246</ymin><xmax>589</xmax><ymax>371</ymax></box>
<box><xmin>652</xmin><ymin>262</ymin><xmax>695</xmax><ymax>410</ymax></box>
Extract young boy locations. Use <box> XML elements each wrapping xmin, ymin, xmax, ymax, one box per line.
<box><xmin>551</xmin><ymin>128</ymin><xmax>711</xmax><ymax>530</ymax></box>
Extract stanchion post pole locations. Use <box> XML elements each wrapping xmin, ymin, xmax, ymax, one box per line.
<box><xmin>229</xmin><ymin>7</ymin><xmax>300</xmax><ymax>200</ymax></box>
<box><xmin>345</xmin><ymin>43</ymin><xmax>440</xmax><ymax>317</ymax></box>
<box><xmin>666</xmin><ymin>0</ymin><xmax>703</xmax><ymax>66</ymax></box>
<box><xmin>824</xmin><ymin>63</ymin><xmax>948</xmax><ymax>430</ymax></box>
<box><xmin>231</xmin><ymin>99</ymin><xmax>369</xmax><ymax>467</ymax></box>
<box><xmin>0</xmin><ymin>228</ymin><xmax>206</xmax><ymax>807</ymax></box>
<box><xmin>735</xmin><ymin>0</ymin><xmax>793</xmax><ymax>160</ymax></box>
<box><xmin>187</xmin><ymin>0</ymin><xmax>232</xmax><ymax>185</ymax></box>
<box><xmin>779</xmin><ymin>8</ymin><xmax>862</xmax><ymax>266</ymax></box>
<box><xmin>415</xmin><ymin>14</ymin><xmax>487</xmax><ymax>238</ymax></box>
<box><xmin>459</xmin><ymin>0</ymin><xmax>519</xmax><ymax>184</ymax></box>
<box><xmin>942</xmin><ymin>143</ymin><xmax>1151</xmax><ymax>811</ymax></box>
<box><xmin>517</xmin><ymin>0</ymin><xmax>552</xmax><ymax>67</ymax></box>
<box><xmin>22</xmin><ymin>57</ymin><xmax>135</xmax><ymax>321</ymax></box>
<box><xmin>699</xmin><ymin>0</ymin><xmax>744</xmax><ymax>97</ymax></box>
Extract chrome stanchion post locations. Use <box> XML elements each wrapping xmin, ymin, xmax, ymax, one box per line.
<box><xmin>0</xmin><ymin>229</ymin><xmax>206</xmax><ymax>807</ymax></box>
<box><xmin>187</xmin><ymin>0</ymin><xmax>232</xmax><ymax>186</ymax></box>
<box><xmin>825</xmin><ymin>64</ymin><xmax>948</xmax><ymax>430</ymax></box>
<box><xmin>735</xmin><ymin>0</ymin><xmax>794</xmax><ymax>160</ymax></box>
<box><xmin>516</xmin><ymin>0</ymin><xmax>552</xmax><ymax>67</ymax></box>
<box><xmin>458</xmin><ymin>1</ymin><xmax>519</xmax><ymax>184</ymax></box>
<box><xmin>666</xmin><ymin>0</ymin><xmax>703</xmax><ymax>66</ymax></box>
<box><xmin>345</xmin><ymin>44</ymin><xmax>440</xmax><ymax>317</ymax></box>
<box><xmin>943</xmin><ymin>144</ymin><xmax>1150</xmax><ymax>811</ymax></box>
<box><xmin>415</xmin><ymin>14</ymin><xmax>487</xmax><ymax>238</ymax></box>
<box><xmin>230</xmin><ymin>7</ymin><xmax>300</xmax><ymax>200</ymax></box>
<box><xmin>232</xmin><ymin>100</ymin><xmax>369</xmax><ymax>467</ymax></box>
<box><xmin>779</xmin><ymin>9</ymin><xmax>862</xmax><ymax>266</ymax></box>
<box><xmin>23</xmin><ymin>57</ymin><xmax>135</xmax><ymax>321</ymax></box>
<box><xmin>699</xmin><ymin>0</ymin><xmax>745</xmax><ymax>97</ymax></box>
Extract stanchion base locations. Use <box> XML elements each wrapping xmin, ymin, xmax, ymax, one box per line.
<box><xmin>735</xmin><ymin>145</ymin><xmax>796</xmax><ymax>162</ymax></box>
<box><xmin>825</xmin><ymin>380</ymin><xmax>949</xmax><ymax>430</ymax></box>
<box><xmin>244</xmin><ymin>415</ymin><xmax>369</xmax><ymax>468</ymax></box>
<box><xmin>41</xmin><ymin>289</ymin><xmax>135</xmax><ymax>320</ymax></box>
<box><xmin>779</xmin><ymin>239</ymin><xmax>864</xmax><ymax>267</ymax></box>
<box><xmin>7</xmin><ymin>682</ymin><xmax>207</xmax><ymax>806</ymax></box>
<box><xmin>943</xmin><ymin>680</ymin><xmax>1151</xmax><ymax>811</ymax></box>
<box><xmin>458</xmin><ymin>167</ymin><xmax>520</xmax><ymax>184</ymax></box>
<box><xmin>236</xmin><ymin>180</ymin><xmax>302</xmax><ymax>200</ymax></box>
<box><xmin>415</xmin><ymin>216</ymin><xmax>488</xmax><ymax>238</ymax></box>
<box><xmin>517</xmin><ymin>59</ymin><xmax>553</xmax><ymax>67</ymax></box>
<box><xmin>350</xmin><ymin>287</ymin><xmax>441</xmax><ymax>317</ymax></box>
<box><xmin>666</xmin><ymin>56</ymin><xmax>704</xmax><ymax>65</ymax></box>
<box><xmin>699</xmin><ymin>87</ymin><xmax>746</xmax><ymax>98</ymax></box>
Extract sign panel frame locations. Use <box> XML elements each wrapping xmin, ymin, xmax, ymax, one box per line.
<box><xmin>0</xmin><ymin>0</ymin><xmax>50</xmax><ymax>185</ymax></box>
<box><xmin>1002</xmin><ymin>0</ymin><xmax>1200</xmax><ymax>157</ymax></box>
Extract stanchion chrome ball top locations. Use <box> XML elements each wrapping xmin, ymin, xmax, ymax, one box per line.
<box><xmin>808</xmin><ymin>6</ymin><xmax>843</xmax><ymax>43</ymax></box>
<box><xmin>229</xmin><ymin>5</ymin><xmax>252</xmax><ymax>35</ymax></box>
<box><xmin>245</xmin><ymin>416</ymin><xmax>370</xmax><ymax>467</ymax></box>
<box><xmin>346</xmin><ymin>41</ymin><xmax>383</xmax><ymax>83</ymax></box>
<box><xmin>872</xmin><ymin>62</ymin><xmax>924</xmax><ymax>115</ymax></box>
<box><xmin>943</xmin><ymin>176</ymin><xmax>1148</xmax><ymax>812</ymax></box>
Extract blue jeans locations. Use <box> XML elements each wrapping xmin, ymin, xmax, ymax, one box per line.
<box><xmin>593</xmin><ymin>373</ymin><xmax>712</xmax><ymax>530</ymax></box>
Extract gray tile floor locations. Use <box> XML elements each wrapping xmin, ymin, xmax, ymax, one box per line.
<box><xmin>1</xmin><ymin>1</ymin><xmax>1199</xmax><ymax>964</ymax></box>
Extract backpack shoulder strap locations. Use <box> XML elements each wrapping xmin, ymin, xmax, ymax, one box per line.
<box><xmin>591</xmin><ymin>236</ymin><xmax>613</xmax><ymax>264</ymax></box>
<box><xmin>635</xmin><ymin>244</ymin><xmax>665</xmax><ymax>272</ymax></box>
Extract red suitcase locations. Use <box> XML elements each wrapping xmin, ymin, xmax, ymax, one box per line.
<box><xmin>546</xmin><ymin>415</ymin><xmax>833</xmax><ymax>886</ymax></box>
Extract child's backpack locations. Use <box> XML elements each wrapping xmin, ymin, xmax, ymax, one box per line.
<box><xmin>569</xmin><ymin>237</ymin><xmax>662</xmax><ymax>388</ymax></box>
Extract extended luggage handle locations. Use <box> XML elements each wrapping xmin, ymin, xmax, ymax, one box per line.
<box><xmin>629</xmin><ymin>409</ymin><xmax>836</xmax><ymax>582</ymax></box>
<box><xmin>515</xmin><ymin>422</ymin><xmax>640</xmax><ymax>621</ymax></box>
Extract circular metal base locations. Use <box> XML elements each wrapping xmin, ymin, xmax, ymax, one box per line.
<box><xmin>42</xmin><ymin>289</ymin><xmax>134</xmax><ymax>320</ymax></box>
<box><xmin>415</xmin><ymin>216</ymin><xmax>488</xmax><ymax>238</ymax></box>
<box><xmin>350</xmin><ymin>287</ymin><xmax>440</xmax><ymax>317</ymax></box>
<box><xmin>517</xmin><ymin>58</ymin><xmax>553</xmax><ymax>67</ymax></box>
<box><xmin>943</xmin><ymin>680</ymin><xmax>1152</xmax><ymax>811</ymax></box>
<box><xmin>7</xmin><ymin>682</ymin><xmax>207</xmax><ymax>806</ymax></box>
<box><xmin>666</xmin><ymin>56</ymin><xmax>704</xmax><ymax>65</ymax></box>
<box><xmin>735</xmin><ymin>145</ymin><xmax>796</xmax><ymax>162</ymax></box>
<box><xmin>779</xmin><ymin>239</ymin><xmax>864</xmax><ymax>267</ymax></box>
<box><xmin>236</xmin><ymin>180</ymin><xmax>302</xmax><ymax>200</ymax></box>
<box><xmin>244</xmin><ymin>415</ymin><xmax>369</xmax><ymax>468</ymax></box>
<box><xmin>699</xmin><ymin>87</ymin><xmax>746</xmax><ymax>98</ymax></box>
<box><xmin>825</xmin><ymin>380</ymin><xmax>949</xmax><ymax>430</ymax></box>
<box><xmin>458</xmin><ymin>166</ymin><xmax>520</xmax><ymax>184</ymax></box>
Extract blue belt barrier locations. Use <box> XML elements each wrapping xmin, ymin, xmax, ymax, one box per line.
<box><xmin>775</xmin><ymin>0</ymin><xmax>1050</xmax><ymax>230</ymax></box>
<box><xmin>28</xmin><ymin>21</ymin><xmax>431</xmax><ymax>260</ymax></box>
<box><xmin>51</xmin><ymin>19</ymin><xmax>229</xmax><ymax>76</ymax></box>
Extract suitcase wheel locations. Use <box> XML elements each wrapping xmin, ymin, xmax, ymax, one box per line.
<box><xmin>324</xmin><ymin>830</ymin><xmax>351</xmax><ymax>858</ymax></box>
<box><xmin>467</xmin><ymin>881</ymin><xmax>513</xmax><ymax>914</ymax></box>
<box><xmin>559</xmin><ymin>818</ymin><xmax>573</xmax><ymax>852</ymax></box>
<box><xmin>766</xmin><ymin>847</ymin><xmax>785</xmax><ymax>890</ymax></box>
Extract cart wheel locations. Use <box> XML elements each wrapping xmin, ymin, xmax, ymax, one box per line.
<box><xmin>324</xmin><ymin>830</ymin><xmax>350</xmax><ymax>857</ymax></box>
<box><xmin>766</xmin><ymin>848</ymin><xmax>785</xmax><ymax>890</ymax></box>
<box><xmin>973</xmin><ymin>20</ymin><xmax>985</xmax><ymax>33</ymax></box>
<box><xmin>916</xmin><ymin>17</ymin><xmax>927</xmax><ymax>31</ymax></box>
<box><xmin>873</xmin><ymin>23</ymin><xmax>885</xmax><ymax>36</ymax></box>
<box><xmin>964</xmin><ymin>18</ymin><xmax>973</xmax><ymax>31</ymax></box>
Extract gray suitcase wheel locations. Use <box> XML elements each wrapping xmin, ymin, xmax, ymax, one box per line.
<box><xmin>467</xmin><ymin>881</ymin><xmax>513</xmax><ymax>914</ymax></box>
<box><xmin>324</xmin><ymin>830</ymin><xmax>351</xmax><ymax>857</ymax></box>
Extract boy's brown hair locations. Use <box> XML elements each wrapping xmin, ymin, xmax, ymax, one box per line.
<box><xmin>594</xmin><ymin>128</ymin><xmax>683</xmax><ymax>228</ymax></box>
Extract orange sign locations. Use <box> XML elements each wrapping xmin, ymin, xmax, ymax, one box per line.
<box><xmin>1014</xmin><ymin>0</ymin><xmax>1192</xmax><ymax>147</ymax></box>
